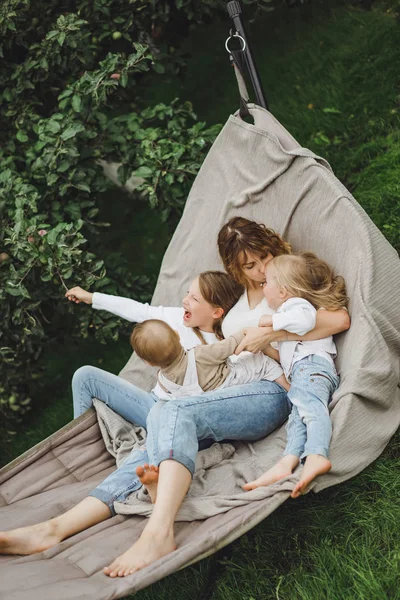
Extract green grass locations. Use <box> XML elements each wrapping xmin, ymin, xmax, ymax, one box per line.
<box><xmin>2</xmin><ymin>2</ymin><xmax>400</xmax><ymax>599</ymax></box>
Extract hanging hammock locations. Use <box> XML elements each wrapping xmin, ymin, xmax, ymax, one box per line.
<box><xmin>1</xmin><ymin>6</ymin><xmax>400</xmax><ymax>599</ymax></box>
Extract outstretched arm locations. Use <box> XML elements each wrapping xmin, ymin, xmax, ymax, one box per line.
<box><xmin>65</xmin><ymin>286</ymin><xmax>182</xmax><ymax>324</ymax></box>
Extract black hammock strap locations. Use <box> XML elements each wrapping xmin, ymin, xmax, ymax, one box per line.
<box><xmin>229</xmin><ymin>48</ymin><xmax>253</xmax><ymax>122</ymax></box>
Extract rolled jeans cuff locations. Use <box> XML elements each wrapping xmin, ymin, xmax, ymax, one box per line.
<box><xmin>88</xmin><ymin>488</ymin><xmax>118</xmax><ymax>516</ymax></box>
<box><xmin>89</xmin><ymin>479</ymin><xmax>142</xmax><ymax>516</ymax></box>
<box><xmin>157</xmin><ymin>448</ymin><xmax>195</xmax><ymax>477</ymax></box>
<box><xmin>301</xmin><ymin>446</ymin><xmax>329</xmax><ymax>460</ymax></box>
<box><xmin>283</xmin><ymin>448</ymin><xmax>302</xmax><ymax>458</ymax></box>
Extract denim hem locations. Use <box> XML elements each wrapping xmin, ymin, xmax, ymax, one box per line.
<box><xmin>301</xmin><ymin>447</ymin><xmax>330</xmax><ymax>460</ymax></box>
<box><xmin>88</xmin><ymin>490</ymin><xmax>116</xmax><ymax>516</ymax></box>
<box><xmin>283</xmin><ymin>449</ymin><xmax>302</xmax><ymax>458</ymax></box>
<box><xmin>157</xmin><ymin>449</ymin><xmax>195</xmax><ymax>476</ymax></box>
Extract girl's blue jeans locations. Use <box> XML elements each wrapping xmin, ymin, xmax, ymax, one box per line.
<box><xmin>72</xmin><ymin>366</ymin><xmax>290</xmax><ymax>513</ymax></box>
<box><xmin>284</xmin><ymin>355</ymin><xmax>339</xmax><ymax>460</ymax></box>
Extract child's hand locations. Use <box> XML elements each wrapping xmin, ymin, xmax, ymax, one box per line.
<box><xmin>65</xmin><ymin>286</ymin><xmax>93</xmax><ymax>305</ymax></box>
<box><xmin>259</xmin><ymin>314</ymin><xmax>273</xmax><ymax>327</ymax></box>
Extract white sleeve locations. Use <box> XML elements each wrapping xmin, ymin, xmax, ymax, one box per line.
<box><xmin>92</xmin><ymin>292</ymin><xmax>183</xmax><ymax>325</ymax></box>
<box><xmin>272</xmin><ymin>298</ymin><xmax>316</xmax><ymax>336</ymax></box>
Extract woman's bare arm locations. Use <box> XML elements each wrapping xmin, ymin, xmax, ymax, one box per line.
<box><xmin>236</xmin><ymin>309</ymin><xmax>350</xmax><ymax>354</ymax></box>
<box><xmin>304</xmin><ymin>308</ymin><xmax>350</xmax><ymax>340</ymax></box>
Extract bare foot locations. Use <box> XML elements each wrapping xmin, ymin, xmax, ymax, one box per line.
<box><xmin>0</xmin><ymin>521</ymin><xmax>61</xmax><ymax>555</ymax></box>
<box><xmin>103</xmin><ymin>526</ymin><xmax>176</xmax><ymax>577</ymax></box>
<box><xmin>136</xmin><ymin>463</ymin><xmax>159</xmax><ymax>503</ymax></box>
<box><xmin>243</xmin><ymin>455</ymin><xmax>299</xmax><ymax>491</ymax></box>
<box><xmin>291</xmin><ymin>454</ymin><xmax>331</xmax><ymax>498</ymax></box>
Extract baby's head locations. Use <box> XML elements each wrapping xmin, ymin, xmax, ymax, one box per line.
<box><xmin>130</xmin><ymin>319</ymin><xmax>182</xmax><ymax>368</ymax></box>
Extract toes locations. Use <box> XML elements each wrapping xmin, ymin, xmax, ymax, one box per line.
<box><xmin>144</xmin><ymin>463</ymin><xmax>149</xmax><ymax>470</ymax></box>
<box><xmin>291</xmin><ymin>483</ymin><xmax>303</xmax><ymax>498</ymax></box>
<box><xmin>136</xmin><ymin>466</ymin><xmax>145</xmax><ymax>477</ymax></box>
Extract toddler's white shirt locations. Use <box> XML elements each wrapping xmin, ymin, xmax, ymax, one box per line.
<box><xmin>272</xmin><ymin>297</ymin><xmax>336</xmax><ymax>380</ymax></box>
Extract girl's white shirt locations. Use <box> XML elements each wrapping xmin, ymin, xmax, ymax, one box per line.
<box><xmin>221</xmin><ymin>291</ymin><xmax>274</xmax><ymax>339</ymax></box>
<box><xmin>92</xmin><ymin>292</ymin><xmax>217</xmax><ymax>349</ymax></box>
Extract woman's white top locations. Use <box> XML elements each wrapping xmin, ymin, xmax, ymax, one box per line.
<box><xmin>92</xmin><ymin>292</ymin><xmax>217</xmax><ymax>349</ymax></box>
<box><xmin>221</xmin><ymin>291</ymin><xmax>273</xmax><ymax>339</ymax></box>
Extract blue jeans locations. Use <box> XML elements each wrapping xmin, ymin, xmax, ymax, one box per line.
<box><xmin>72</xmin><ymin>365</ymin><xmax>158</xmax><ymax>424</ymax></box>
<box><xmin>73</xmin><ymin>368</ymin><xmax>289</xmax><ymax>511</ymax></box>
<box><xmin>146</xmin><ymin>381</ymin><xmax>290</xmax><ymax>475</ymax></box>
<box><xmin>284</xmin><ymin>356</ymin><xmax>339</xmax><ymax>460</ymax></box>
<box><xmin>72</xmin><ymin>366</ymin><xmax>158</xmax><ymax>514</ymax></box>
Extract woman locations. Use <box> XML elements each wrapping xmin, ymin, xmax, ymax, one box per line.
<box><xmin>0</xmin><ymin>218</ymin><xmax>349</xmax><ymax>577</ymax></box>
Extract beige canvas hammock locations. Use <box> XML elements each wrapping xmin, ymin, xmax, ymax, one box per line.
<box><xmin>1</xmin><ymin>105</ymin><xmax>399</xmax><ymax>600</ymax></box>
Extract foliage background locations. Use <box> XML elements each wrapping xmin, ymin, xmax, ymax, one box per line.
<box><xmin>1</xmin><ymin>0</ymin><xmax>399</xmax><ymax>599</ymax></box>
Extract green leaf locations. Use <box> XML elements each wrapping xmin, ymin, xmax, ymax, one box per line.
<box><xmin>72</xmin><ymin>95</ymin><xmax>82</xmax><ymax>113</ymax></box>
<box><xmin>47</xmin><ymin>120</ymin><xmax>61</xmax><ymax>134</ymax></box>
<box><xmin>58</xmin><ymin>89</ymin><xmax>74</xmax><ymax>100</ymax></box>
<box><xmin>5</xmin><ymin>287</ymin><xmax>22</xmax><ymax>297</ymax></box>
<box><xmin>134</xmin><ymin>166</ymin><xmax>153</xmax><ymax>178</ymax></box>
<box><xmin>46</xmin><ymin>223</ymin><xmax>67</xmax><ymax>245</ymax></box>
<box><xmin>74</xmin><ymin>182</ymin><xmax>91</xmax><ymax>193</ymax></box>
<box><xmin>58</xmin><ymin>32</ymin><xmax>66</xmax><ymax>46</ymax></box>
<box><xmin>46</xmin><ymin>30</ymin><xmax>59</xmax><ymax>40</ymax></box>
<box><xmin>47</xmin><ymin>173</ymin><xmax>58</xmax><ymax>186</ymax></box>
<box><xmin>16</xmin><ymin>131</ymin><xmax>28</xmax><ymax>143</ymax></box>
<box><xmin>57</xmin><ymin>160</ymin><xmax>71</xmax><ymax>173</ymax></box>
<box><xmin>61</xmin><ymin>123</ymin><xmax>85</xmax><ymax>141</ymax></box>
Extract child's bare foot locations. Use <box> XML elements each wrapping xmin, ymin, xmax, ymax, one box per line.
<box><xmin>243</xmin><ymin>455</ymin><xmax>299</xmax><ymax>490</ymax></box>
<box><xmin>0</xmin><ymin>521</ymin><xmax>62</xmax><ymax>555</ymax></box>
<box><xmin>291</xmin><ymin>454</ymin><xmax>331</xmax><ymax>498</ymax></box>
<box><xmin>136</xmin><ymin>464</ymin><xmax>159</xmax><ymax>503</ymax></box>
<box><xmin>103</xmin><ymin>526</ymin><xmax>176</xmax><ymax>577</ymax></box>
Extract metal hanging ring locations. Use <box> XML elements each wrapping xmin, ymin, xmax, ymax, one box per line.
<box><xmin>225</xmin><ymin>33</ymin><xmax>246</xmax><ymax>54</ymax></box>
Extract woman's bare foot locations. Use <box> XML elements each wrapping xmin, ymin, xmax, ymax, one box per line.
<box><xmin>136</xmin><ymin>464</ymin><xmax>159</xmax><ymax>503</ymax></box>
<box><xmin>291</xmin><ymin>454</ymin><xmax>331</xmax><ymax>498</ymax></box>
<box><xmin>243</xmin><ymin>455</ymin><xmax>299</xmax><ymax>491</ymax></box>
<box><xmin>0</xmin><ymin>521</ymin><xmax>62</xmax><ymax>556</ymax></box>
<box><xmin>103</xmin><ymin>526</ymin><xmax>176</xmax><ymax>577</ymax></box>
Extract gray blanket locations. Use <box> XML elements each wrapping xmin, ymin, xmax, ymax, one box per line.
<box><xmin>1</xmin><ymin>105</ymin><xmax>399</xmax><ymax>600</ymax></box>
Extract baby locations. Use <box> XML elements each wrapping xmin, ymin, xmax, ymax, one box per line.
<box><xmin>130</xmin><ymin>319</ymin><xmax>290</xmax><ymax>400</ymax></box>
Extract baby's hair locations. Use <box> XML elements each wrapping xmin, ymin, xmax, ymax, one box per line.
<box><xmin>130</xmin><ymin>319</ymin><xmax>182</xmax><ymax>368</ymax></box>
<box><xmin>271</xmin><ymin>253</ymin><xmax>348</xmax><ymax>310</ymax></box>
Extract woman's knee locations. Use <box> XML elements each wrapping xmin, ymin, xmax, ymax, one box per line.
<box><xmin>72</xmin><ymin>365</ymin><xmax>99</xmax><ymax>387</ymax></box>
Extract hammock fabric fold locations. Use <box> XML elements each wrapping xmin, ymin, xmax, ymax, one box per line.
<box><xmin>1</xmin><ymin>105</ymin><xmax>399</xmax><ymax>600</ymax></box>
